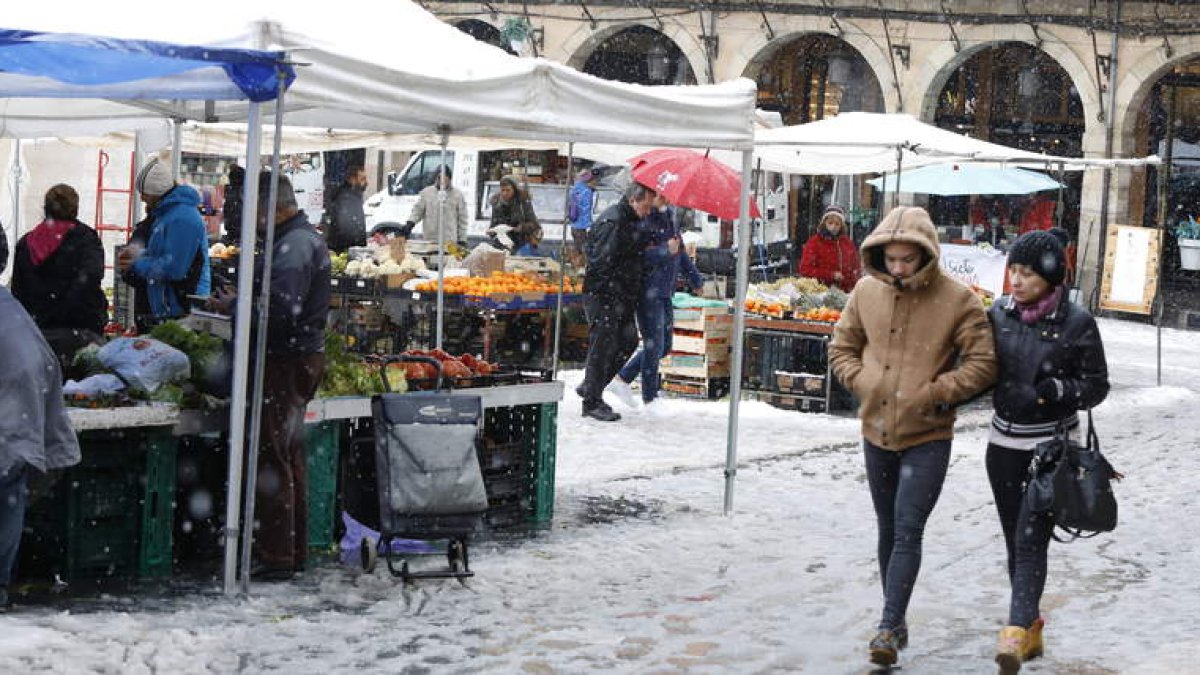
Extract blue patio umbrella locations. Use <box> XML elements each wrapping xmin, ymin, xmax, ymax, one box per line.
<box><xmin>866</xmin><ymin>163</ymin><xmax>1062</xmax><ymax>195</ymax></box>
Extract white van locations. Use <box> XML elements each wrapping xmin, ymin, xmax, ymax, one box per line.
<box><xmin>364</xmin><ymin>148</ymin><xmax>791</xmax><ymax>270</ymax></box>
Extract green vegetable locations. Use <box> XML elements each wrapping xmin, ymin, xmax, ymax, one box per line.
<box><xmin>72</xmin><ymin>344</ymin><xmax>108</xmax><ymax>377</ymax></box>
<box><xmin>149</xmin><ymin>320</ymin><xmax>225</xmax><ymax>383</ymax></box>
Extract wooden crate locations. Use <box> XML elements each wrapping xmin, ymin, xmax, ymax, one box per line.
<box><xmin>661</xmin><ymin>353</ymin><xmax>730</xmax><ymax>379</ymax></box>
<box><xmin>775</xmin><ymin>370</ymin><xmax>825</xmax><ymax>395</ymax></box>
<box><xmin>671</xmin><ymin>330</ymin><xmax>730</xmax><ymax>357</ymax></box>
<box><xmin>751</xmin><ymin>391</ymin><xmax>827</xmax><ymax>413</ymax></box>
<box><xmin>661</xmin><ymin>374</ymin><xmax>730</xmax><ymax>400</ymax></box>
<box><xmin>674</xmin><ymin>306</ymin><xmax>732</xmax><ymax>333</ymax></box>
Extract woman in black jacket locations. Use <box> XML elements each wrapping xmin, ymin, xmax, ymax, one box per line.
<box><xmin>986</xmin><ymin>228</ymin><xmax>1109</xmax><ymax>674</ymax></box>
<box><xmin>11</xmin><ymin>184</ymin><xmax>108</xmax><ymax>372</ymax></box>
<box><xmin>488</xmin><ymin>175</ymin><xmax>540</xmax><ymax>252</ymax></box>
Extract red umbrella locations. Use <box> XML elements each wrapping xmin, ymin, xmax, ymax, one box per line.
<box><xmin>629</xmin><ymin>148</ymin><xmax>760</xmax><ymax>221</ymax></box>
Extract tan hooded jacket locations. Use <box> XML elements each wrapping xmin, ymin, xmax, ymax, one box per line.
<box><xmin>829</xmin><ymin>206</ymin><xmax>997</xmax><ymax>451</ymax></box>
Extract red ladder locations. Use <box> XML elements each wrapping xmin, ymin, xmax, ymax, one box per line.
<box><xmin>95</xmin><ymin>150</ymin><xmax>136</xmax><ymax>237</ymax></box>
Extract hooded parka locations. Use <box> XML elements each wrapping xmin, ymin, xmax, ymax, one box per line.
<box><xmin>829</xmin><ymin>206</ymin><xmax>997</xmax><ymax>451</ymax></box>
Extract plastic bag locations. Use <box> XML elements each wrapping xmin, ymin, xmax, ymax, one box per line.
<box><xmin>63</xmin><ymin>374</ymin><xmax>126</xmax><ymax>397</ymax></box>
<box><xmin>338</xmin><ymin>511</ymin><xmax>435</xmax><ymax>566</ymax></box>
<box><xmin>98</xmin><ymin>337</ymin><xmax>190</xmax><ymax>393</ymax></box>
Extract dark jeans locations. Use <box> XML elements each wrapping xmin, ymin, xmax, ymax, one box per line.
<box><xmin>579</xmin><ymin>293</ymin><xmax>638</xmax><ymax>408</ymax></box>
<box><xmin>986</xmin><ymin>443</ymin><xmax>1054</xmax><ymax>628</ymax></box>
<box><xmin>255</xmin><ymin>352</ymin><xmax>325</xmax><ymax>569</ymax></box>
<box><xmin>864</xmin><ymin>439</ymin><xmax>952</xmax><ymax>630</ymax></box>
<box><xmin>618</xmin><ymin>297</ymin><xmax>674</xmax><ymax>403</ymax></box>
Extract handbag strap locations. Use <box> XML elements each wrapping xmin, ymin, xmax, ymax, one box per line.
<box><xmin>1085</xmin><ymin>408</ymin><xmax>1100</xmax><ymax>451</ymax></box>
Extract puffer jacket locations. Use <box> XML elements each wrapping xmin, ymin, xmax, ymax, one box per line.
<box><xmin>829</xmin><ymin>206</ymin><xmax>997</xmax><ymax>451</ymax></box>
<box><xmin>254</xmin><ymin>211</ymin><xmax>331</xmax><ymax>355</ymax></box>
<box><xmin>325</xmin><ymin>183</ymin><xmax>367</xmax><ymax>252</ymax></box>
<box><xmin>799</xmin><ymin>228</ymin><xmax>860</xmax><ymax>292</ymax></box>
<box><xmin>989</xmin><ymin>292</ymin><xmax>1109</xmax><ymax>427</ymax></box>
<box><xmin>130</xmin><ymin>185</ymin><xmax>211</xmax><ymax>319</ymax></box>
<box><xmin>584</xmin><ymin>201</ymin><xmax>644</xmax><ymax>300</ymax></box>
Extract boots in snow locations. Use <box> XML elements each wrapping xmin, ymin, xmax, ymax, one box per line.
<box><xmin>868</xmin><ymin>628</ymin><xmax>905</xmax><ymax>667</ymax></box>
<box><xmin>995</xmin><ymin>626</ymin><xmax>1027</xmax><ymax>674</ymax></box>
<box><xmin>1023</xmin><ymin>617</ymin><xmax>1045</xmax><ymax>661</ymax></box>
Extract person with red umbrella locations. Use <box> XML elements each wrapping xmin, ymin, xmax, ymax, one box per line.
<box><xmin>798</xmin><ymin>205</ymin><xmax>860</xmax><ymax>292</ymax></box>
<box><xmin>575</xmin><ymin>182</ymin><xmax>657</xmax><ymax>422</ymax></box>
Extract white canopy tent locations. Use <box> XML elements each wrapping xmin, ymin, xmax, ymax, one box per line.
<box><xmin>5</xmin><ymin>0</ymin><xmax>760</xmax><ymax>591</ymax></box>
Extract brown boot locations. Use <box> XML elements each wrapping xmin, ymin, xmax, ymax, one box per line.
<box><xmin>1023</xmin><ymin>617</ymin><xmax>1045</xmax><ymax>661</ymax></box>
<box><xmin>996</xmin><ymin>626</ymin><xmax>1027</xmax><ymax>674</ymax></box>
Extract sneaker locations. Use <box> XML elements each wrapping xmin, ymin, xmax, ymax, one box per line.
<box><xmin>868</xmin><ymin>629</ymin><xmax>902</xmax><ymax>667</ymax></box>
<box><xmin>582</xmin><ymin>402</ymin><xmax>621</xmax><ymax>422</ymax></box>
<box><xmin>995</xmin><ymin>626</ymin><xmax>1027</xmax><ymax>675</ymax></box>
<box><xmin>641</xmin><ymin>398</ymin><xmax>666</xmax><ymax>415</ymax></box>
<box><xmin>606</xmin><ymin>379</ymin><xmax>638</xmax><ymax>408</ymax></box>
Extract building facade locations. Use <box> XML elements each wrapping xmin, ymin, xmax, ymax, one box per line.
<box><xmin>429</xmin><ymin>1</ymin><xmax>1200</xmax><ymax>321</ymax></box>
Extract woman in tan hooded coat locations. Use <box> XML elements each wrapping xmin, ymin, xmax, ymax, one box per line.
<box><xmin>829</xmin><ymin>206</ymin><xmax>997</xmax><ymax>668</ymax></box>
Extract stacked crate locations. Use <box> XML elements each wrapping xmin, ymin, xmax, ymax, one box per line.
<box><xmin>660</xmin><ymin>305</ymin><xmax>732</xmax><ymax>399</ymax></box>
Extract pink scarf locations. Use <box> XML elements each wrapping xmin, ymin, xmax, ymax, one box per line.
<box><xmin>1015</xmin><ymin>285</ymin><xmax>1064</xmax><ymax>325</ymax></box>
<box><xmin>26</xmin><ymin>219</ymin><xmax>77</xmax><ymax>266</ymax></box>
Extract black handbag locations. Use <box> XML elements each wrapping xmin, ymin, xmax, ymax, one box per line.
<box><xmin>1024</xmin><ymin>410</ymin><xmax>1121</xmax><ymax>540</ymax></box>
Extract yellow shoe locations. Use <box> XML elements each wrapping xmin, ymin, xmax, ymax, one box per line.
<box><xmin>1023</xmin><ymin>617</ymin><xmax>1045</xmax><ymax>661</ymax></box>
<box><xmin>996</xmin><ymin>626</ymin><xmax>1026</xmax><ymax>675</ymax></box>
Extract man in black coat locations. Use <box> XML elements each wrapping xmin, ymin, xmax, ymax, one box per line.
<box><xmin>0</xmin><ymin>222</ymin><xmax>7</xmax><ymax>274</ymax></box>
<box><xmin>323</xmin><ymin>165</ymin><xmax>368</xmax><ymax>253</ymax></box>
<box><xmin>575</xmin><ymin>183</ymin><xmax>656</xmax><ymax>422</ymax></box>
<box><xmin>214</xmin><ymin>171</ymin><xmax>330</xmax><ymax>580</ymax></box>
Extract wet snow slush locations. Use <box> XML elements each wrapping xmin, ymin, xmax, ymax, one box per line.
<box><xmin>1</xmin><ymin>317</ymin><xmax>1198</xmax><ymax>673</ymax></box>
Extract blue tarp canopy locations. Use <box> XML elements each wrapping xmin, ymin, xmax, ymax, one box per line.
<box><xmin>0</xmin><ymin>28</ymin><xmax>292</xmax><ymax>103</ymax></box>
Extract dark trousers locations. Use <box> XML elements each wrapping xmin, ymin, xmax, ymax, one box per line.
<box><xmin>255</xmin><ymin>352</ymin><xmax>325</xmax><ymax>569</ymax></box>
<box><xmin>0</xmin><ymin>464</ymin><xmax>27</xmax><ymax>588</ymax></box>
<box><xmin>579</xmin><ymin>293</ymin><xmax>638</xmax><ymax>407</ymax></box>
<box><xmin>986</xmin><ymin>443</ymin><xmax>1054</xmax><ymax>628</ymax></box>
<box><xmin>618</xmin><ymin>297</ymin><xmax>673</xmax><ymax>403</ymax></box>
<box><xmin>864</xmin><ymin>439</ymin><xmax>952</xmax><ymax>630</ymax></box>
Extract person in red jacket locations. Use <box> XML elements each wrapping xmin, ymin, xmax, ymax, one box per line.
<box><xmin>799</xmin><ymin>205</ymin><xmax>860</xmax><ymax>292</ymax></box>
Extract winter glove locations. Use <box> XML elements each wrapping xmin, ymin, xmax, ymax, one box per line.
<box><xmin>1035</xmin><ymin>377</ymin><xmax>1065</xmax><ymax>404</ymax></box>
<box><xmin>398</xmin><ymin>222</ymin><xmax>415</xmax><ymax>238</ymax></box>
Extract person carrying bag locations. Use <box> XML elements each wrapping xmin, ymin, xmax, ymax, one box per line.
<box><xmin>984</xmin><ymin>228</ymin><xmax>1111</xmax><ymax>674</ymax></box>
<box><xmin>1025</xmin><ymin>409</ymin><xmax>1120</xmax><ymax>539</ymax></box>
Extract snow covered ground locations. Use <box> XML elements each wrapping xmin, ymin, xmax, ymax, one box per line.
<box><xmin>2</xmin><ymin>317</ymin><xmax>1199</xmax><ymax>674</ymax></box>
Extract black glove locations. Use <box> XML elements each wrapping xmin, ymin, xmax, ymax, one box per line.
<box><xmin>398</xmin><ymin>222</ymin><xmax>415</xmax><ymax>238</ymax></box>
<box><xmin>1035</xmin><ymin>377</ymin><xmax>1065</xmax><ymax>404</ymax></box>
<box><xmin>457</xmin><ymin>241</ymin><xmax>468</xmax><ymax>250</ymax></box>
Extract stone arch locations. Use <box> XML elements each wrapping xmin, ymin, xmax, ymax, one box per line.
<box><xmin>560</xmin><ymin>21</ymin><xmax>706</xmax><ymax>86</ymax></box>
<box><xmin>1115</xmin><ymin>39</ymin><xmax>1200</xmax><ymax>158</ymax></box>
<box><xmin>730</xmin><ymin>19</ymin><xmax>898</xmax><ymax>113</ymax></box>
<box><xmin>909</xmin><ymin>25</ymin><xmax>1100</xmax><ymax>132</ymax></box>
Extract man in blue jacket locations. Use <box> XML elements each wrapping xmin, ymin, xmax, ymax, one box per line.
<box><xmin>567</xmin><ymin>169</ymin><xmax>596</xmax><ymax>265</ymax></box>
<box><xmin>611</xmin><ymin>195</ymin><xmax>704</xmax><ymax>408</ymax></box>
<box><xmin>116</xmin><ymin>154</ymin><xmax>211</xmax><ymax>324</ymax></box>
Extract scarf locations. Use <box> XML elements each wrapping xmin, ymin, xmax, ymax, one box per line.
<box><xmin>1015</xmin><ymin>285</ymin><xmax>1064</xmax><ymax>325</ymax></box>
<box><xmin>26</xmin><ymin>219</ymin><xmax>77</xmax><ymax>266</ymax></box>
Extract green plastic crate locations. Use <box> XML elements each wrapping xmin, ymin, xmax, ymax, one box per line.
<box><xmin>480</xmin><ymin>402</ymin><xmax>557</xmax><ymax>529</ymax></box>
<box><xmin>305</xmin><ymin>421</ymin><xmax>342</xmax><ymax>553</ymax></box>
<box><xmin>20</xmin><ymin>427</ymin><xmax>176</xmax><ymax>583</ymax></box>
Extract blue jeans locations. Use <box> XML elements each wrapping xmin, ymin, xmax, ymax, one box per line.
<box><xmin>863</xmin><ymin>439</ymin><xmax>951</xmax><ymax>630</ymax></box>
<box><xmin>0</xmin><ymin>464</ymin><xmax>28</xmax><ymax>589</ymax></box>
<box><xmin>618</xmin><ymin>298</ymin><xmax>673</xmax><ymax>403</ymax></box>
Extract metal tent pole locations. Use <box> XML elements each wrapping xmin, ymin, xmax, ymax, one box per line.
<box><xmin>551</xmin><ymin>142</ymin><xmax>574</xmax><ymax>378</ymax></box>
<box><xmin>1156</xmin><ymin>84</ymin><xmax>1177</xmax><ymax>387</ymax></box>
<box><xmin>171</xmin><ymin>120</ymin><xmax>183</xmax><ymax>181</ymax></box>
<box><xmin>436</xmin><ymin>128</ymin><xmax>449</xmax><ymax>351</ymax></box>
<box><xmin>723</xmin><ymin>148</ymin><xmax>755</xmax><ymax>515</ymax></box>
<box><xmin>892</xmin><ymin>146</ymin><xmax>903</xmax><ymax>208</ymax></box>
<box><xmin>239</xmin><ymin>80</ymin><xmax>288</xmax><ymax>594</ymax></box>
<box><xmin>222</xmin><ymin>102</ymin><xmax>264</xmax><ymax>596</ymax></box>
<box><xmin>1055</xmin><ymin>161</ymin><xmax>1066</xmax><ymax>230</ymax></box>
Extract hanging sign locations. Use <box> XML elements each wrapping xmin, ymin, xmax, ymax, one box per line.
<box><xmin>939</xmin><ymin>243</ymin><xmax>1008</xmax><ymax>297</ymax></box>
<box><xmin>1100</xmin><ymin>225</ymin><xmax>1161</xmax><ymax>315</ymax></box>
